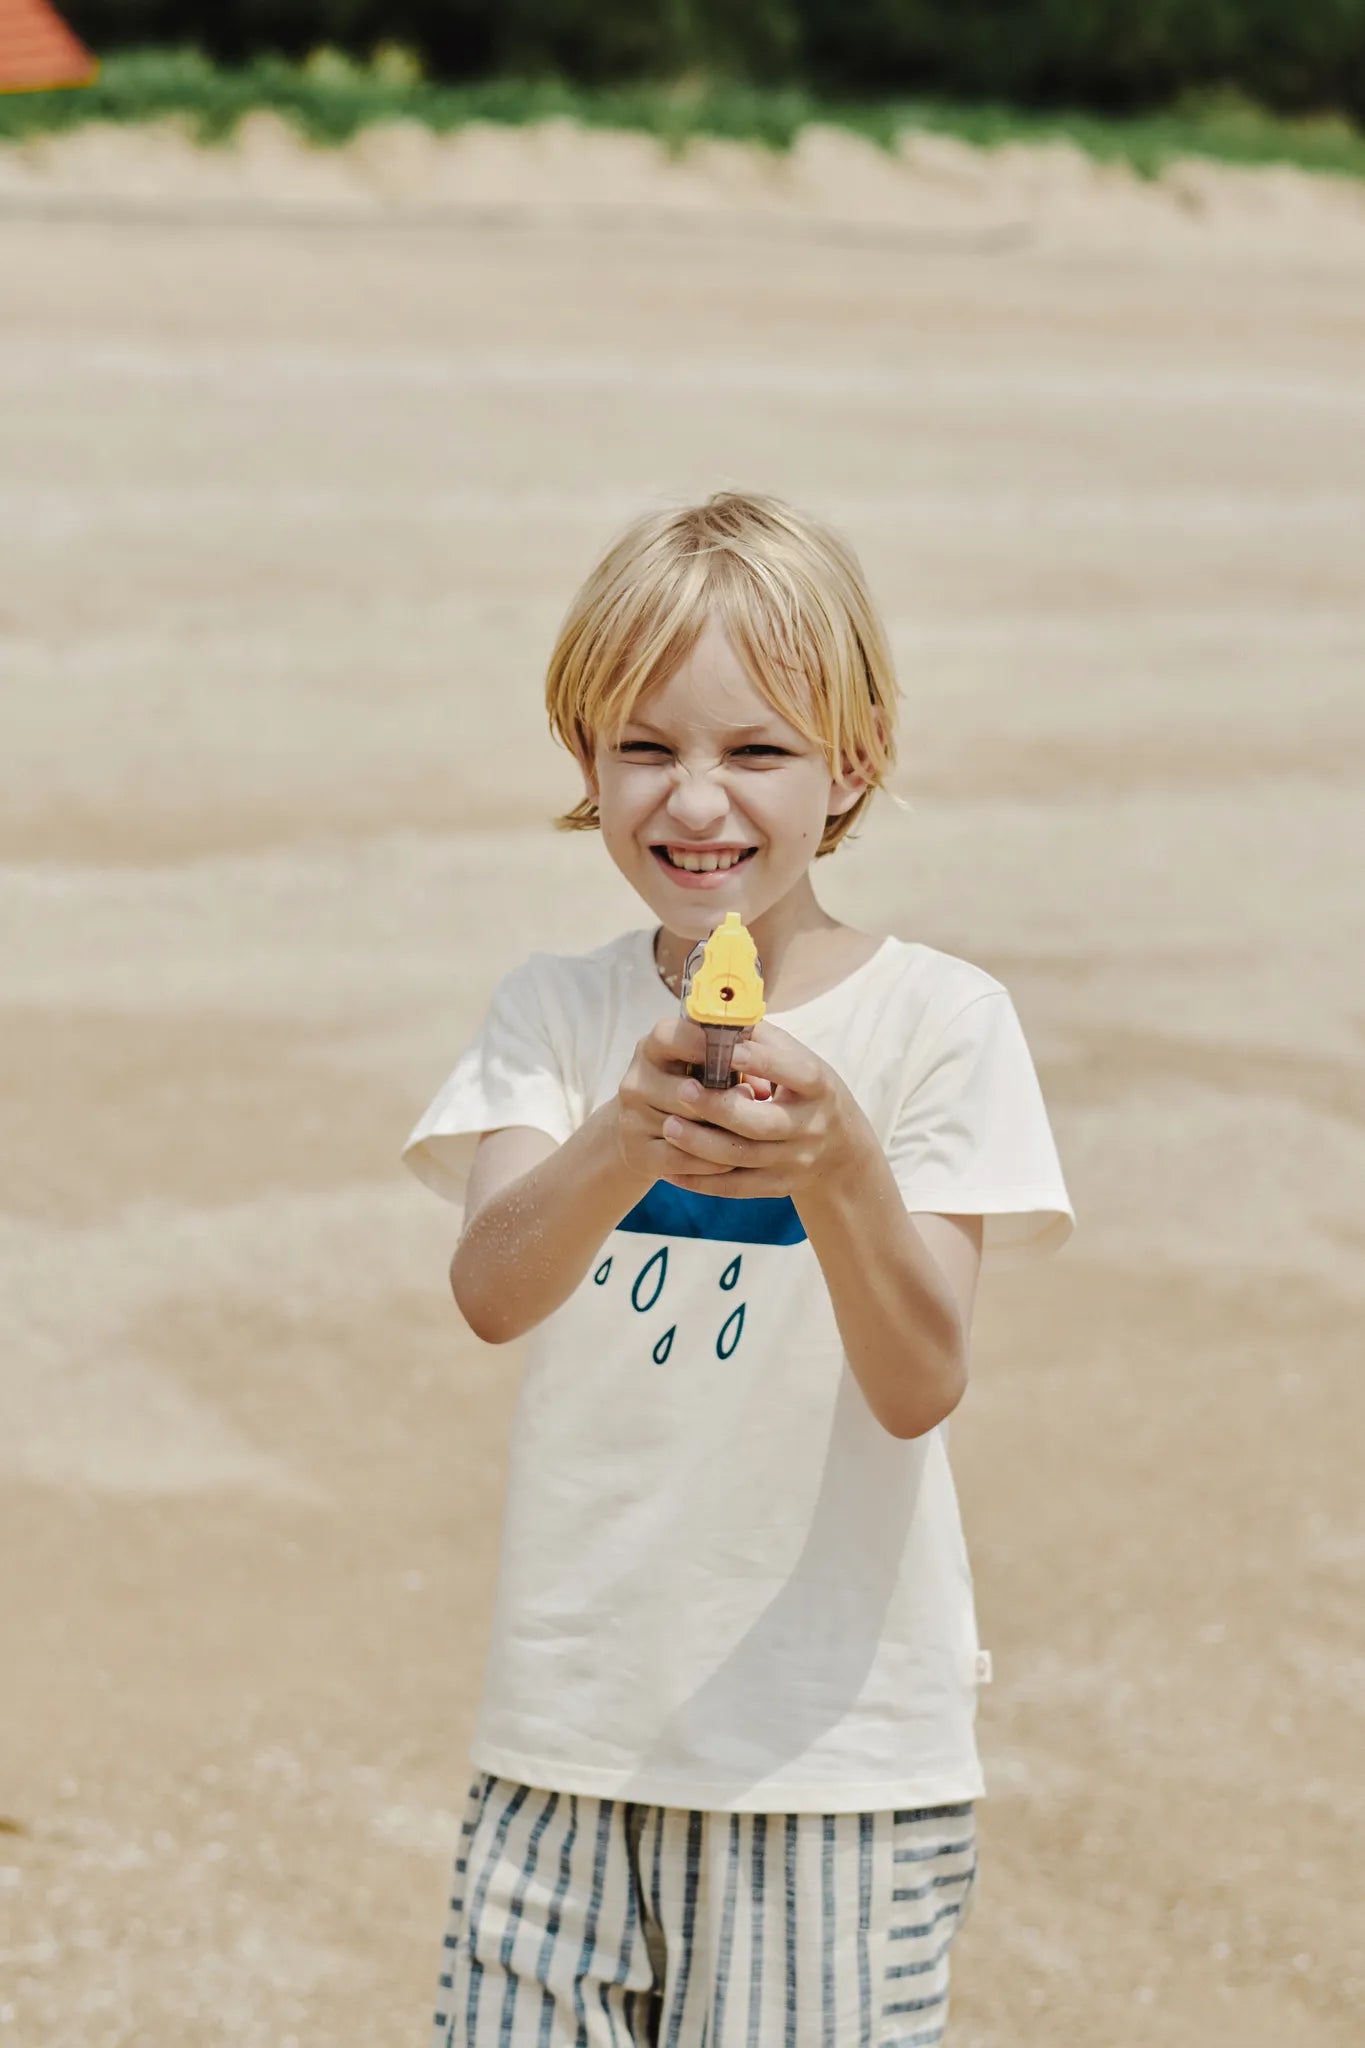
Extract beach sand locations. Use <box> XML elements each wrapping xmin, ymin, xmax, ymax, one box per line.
<box><xmin>2</xmin><ymin>121</ymin><xmax>1363</xmax><ymax>2044</ymax></box>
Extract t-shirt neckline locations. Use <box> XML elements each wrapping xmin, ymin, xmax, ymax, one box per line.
<box><xmin>637</xmin><ymin>925</ymin><xmax>898</xmax><ymax>1024</ymax></box>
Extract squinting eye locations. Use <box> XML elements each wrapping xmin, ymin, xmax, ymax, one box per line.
<box><xmin>615</xmin><ymin>740</ymin><xmax>790</xmax><ymax>759</ymax></box>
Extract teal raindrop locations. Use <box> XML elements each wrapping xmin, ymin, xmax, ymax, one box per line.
<box><xmin>593</xmin><ymin>1257</ymin><xmax>613</xmax><ymax>1286</ymax></box>
<box><xmin>652</xmin><ymin>1325</ymin><xmax>676</xmax><ymax>1365</ymax></box>
<box><xmin>719</xmin><ymin>1255</ymin><xmax>742</xmax><ymax>1291</ymax></box>
<box><xmin>716</xmin><ymin>1303</ymin><xmax>746</xmax><ymax>1359</ymax></box>
<box><xmin>631</xmin><ymin>1246</ymin><xmax>669</xmax><ymax>1313</ymax></box>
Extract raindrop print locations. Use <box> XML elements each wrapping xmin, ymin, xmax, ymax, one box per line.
<box><xmin>593</xmin><ymin>1257</ymin><xmax>613</xmax><ymax>1286</ymax></box>
<box><xmin>652</xmin><ymin>1326</ymin><xmax>676</xmax><ymax>1365</ymax></box>
<box><xmin>716</xmin><ymin>1303</ymin><xmax>746</xmax><ymax>1359</ymax></box>
<box><xmin>719</xmin><ymin>1255</ymin><xmax>742</xmax><ymax>1292</ymax></box>
<box><xmin>631</xmin><ymin>1246</ymin><xmax>669</xmax><ymax>1314</ymax></box>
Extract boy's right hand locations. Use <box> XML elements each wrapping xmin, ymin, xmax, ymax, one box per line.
<box><xmin>616</xmin><ymin>1018</ymin><xmax>741</xmax><ymax>1185</ymax></box>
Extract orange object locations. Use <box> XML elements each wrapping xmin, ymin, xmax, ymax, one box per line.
<box><xmin>0</xmin><ymin>0</ymin><xmax>97</xmax><ymax>92</ymax></box>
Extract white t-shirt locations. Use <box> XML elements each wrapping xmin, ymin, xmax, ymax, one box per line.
<box><xmin>403</xmin><ymin>925</ymin><xmax>1074</xmax><ymax>1813</ymax></box>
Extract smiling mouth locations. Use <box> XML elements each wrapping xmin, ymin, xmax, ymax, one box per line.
<box><xmin>653</xmin><ymin>846</ymin><xmax>758</xmax><ymax>873</ymax></box>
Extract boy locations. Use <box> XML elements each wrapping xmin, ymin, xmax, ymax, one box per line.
<box><xmin>404</xmin><ymin>491</ymin><xmax>1074</xmax><ymax>2045</ymax></box>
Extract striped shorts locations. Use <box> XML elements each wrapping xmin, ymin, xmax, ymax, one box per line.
<box><xmin>428</xmin><ymin>1770</ymin><xmax>978</xmax><ymax>2048</ymax></box>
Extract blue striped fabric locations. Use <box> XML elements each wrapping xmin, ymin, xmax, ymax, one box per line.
<box><xmin>430</xmin><ymin>1776</ymin><xmax>977</xmax><ymax>2047</ymax></box>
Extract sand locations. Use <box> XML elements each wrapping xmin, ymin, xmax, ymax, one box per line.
<box><xmin>1</xmin><ymin>119</ymin><xmax>1363</xmax><ymax>2045</ymax></box>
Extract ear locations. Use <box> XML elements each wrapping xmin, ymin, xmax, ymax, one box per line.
<box><xmin>827</xmin><ymin>707</ymin><xmax>887</xmax><ymax>816</ymax></box>
<box><xmin>827</xmin><ymin>748</ymin><xmax>875</xmax><ymax>818</ymax></box>
<box><xmin>826</xmin><ymin>771</ymin><xmax>867</xmax><ymax>820</ymax></box>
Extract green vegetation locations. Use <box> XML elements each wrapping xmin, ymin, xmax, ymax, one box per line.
<box><xmin>3</xmin><ymin>47</ymin><xmax>1365</xmax><ymax>184</ymax></box>
<box><xmin>51</xmin><ymin>0</ymin><xmax>1365</xmax><ymax>128</ymax></box>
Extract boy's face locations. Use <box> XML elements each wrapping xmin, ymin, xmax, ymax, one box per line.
<box><xmin>584</xmin><ymin>613</ymin><xmax>865</xmax><ymax>943</ymax></box>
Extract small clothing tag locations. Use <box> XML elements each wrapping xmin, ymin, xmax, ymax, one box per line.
<box><xmin>973</xmin><ymin>1650</ymin><xmax>993</xmax><ymax>1685</ymax></box>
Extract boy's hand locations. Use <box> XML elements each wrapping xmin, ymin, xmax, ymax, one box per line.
<box><xmin>654</xmin><ymin>1020</ymin><xmax>865</xmax><ymax>1199</ymax></box>
<box><xmin>615</xmin><ymin>1017</ymin><xmax>752</xmax><ymax>1186</ymax></box>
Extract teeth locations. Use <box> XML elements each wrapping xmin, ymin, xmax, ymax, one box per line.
<box><xmin>668</xmin><ymin>848</ymin><xmax>748</xmax><ymax>872</ymax></box>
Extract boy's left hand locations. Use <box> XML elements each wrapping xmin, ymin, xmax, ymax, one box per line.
<box><xmin>661</xmin><ymin>1021</ymin><xmax>865</xmax><ymax>1199</ymax></box>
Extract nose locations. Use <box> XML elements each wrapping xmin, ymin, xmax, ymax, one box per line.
<box><xmin>663</xmin><ymin>763</ymin><xmax>730</xmax><ymax>835</ymax></box>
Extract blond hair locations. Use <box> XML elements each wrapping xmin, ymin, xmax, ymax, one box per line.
<box><xmin>545</xmin><ymin>491</ymin><xmax>899</xmax><ymax>856</ymax></box>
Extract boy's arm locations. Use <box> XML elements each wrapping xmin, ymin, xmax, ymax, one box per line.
<box><xmin>449</xmin><ymin>1016</ymin><xmax>734</xmax><ymax>1345</ymax></box>
<box><xmin>451</xmin><ymin>1105</ymin><xmax>650</xmax><ymax>1344</ymax></box>
<box><xmin>657</xmin><ymin>1027</ymin><xmax>984</xmax><ymax>1440</ymax></box>
<box><xmin>796</xmin><ymin>1136</ymin><xmax>983</xmax><ymax>1441</ymax></box>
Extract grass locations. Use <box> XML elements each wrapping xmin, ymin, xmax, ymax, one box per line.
<box><xmin>3</xmin><ymin>46</ymin><xmax>1365</xmax><ymax>184</ymax></box>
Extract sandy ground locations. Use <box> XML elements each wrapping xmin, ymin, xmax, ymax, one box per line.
<box><xmin>2</xmin><ymin>122</ymin><xmax>1364</xmax><ymax>2046</ymax></box>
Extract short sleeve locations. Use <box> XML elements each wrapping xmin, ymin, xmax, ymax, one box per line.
<box><xmin>401</xmin><ymin>956</ymin><xmax>579</xmax><ymax>1205</ymax></box>
<box><xmin>886</xmin><ymin>989</ymin><xmax>1074</xmax><ymax>1263</ymax></box>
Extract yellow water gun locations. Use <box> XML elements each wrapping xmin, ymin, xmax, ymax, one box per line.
<box><xmin>680</xmin><ymin>912</ymin><xmax>766</xmax><ymax>1090</ymax></box>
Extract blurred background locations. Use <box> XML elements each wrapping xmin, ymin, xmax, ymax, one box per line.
<box><xmin>2</xmin><ymin>4</ymin><xmax>1364</xmax><ymax>2044</ymax></box>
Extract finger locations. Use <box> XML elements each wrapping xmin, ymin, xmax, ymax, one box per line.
<box><xmin>661</xmin><ymin>1115</ymin><xmax>761</xmax><ymax>1169</ymax></box>
<box><xmin>635</xmin><ymin>1077</ymin><xmax>763</xmax><ymax>1134</ymax></box>
<box><xmin>732</xmin><ymin>1024</ymin><xmax>825</xmax><ymax>1097</ymax></box>
<box><xmin>665</xmin><ymin>1169</ymin><xmax>787</xmax><ymax>1199</ymax></box>
<box><xmin>653</xmin><ymin>1138</ymin><xmax>734</xmax><ymax>1178</ymax></box>
<box><xmin>644</xmin><ymin>1015</ymin><xmax>710</xmax><ymax>1071</ymax></box>
<box><xmin>669</xmin><ymin>1076</ymin><xmax>797</xmax><ymax>1141</ymax></box>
